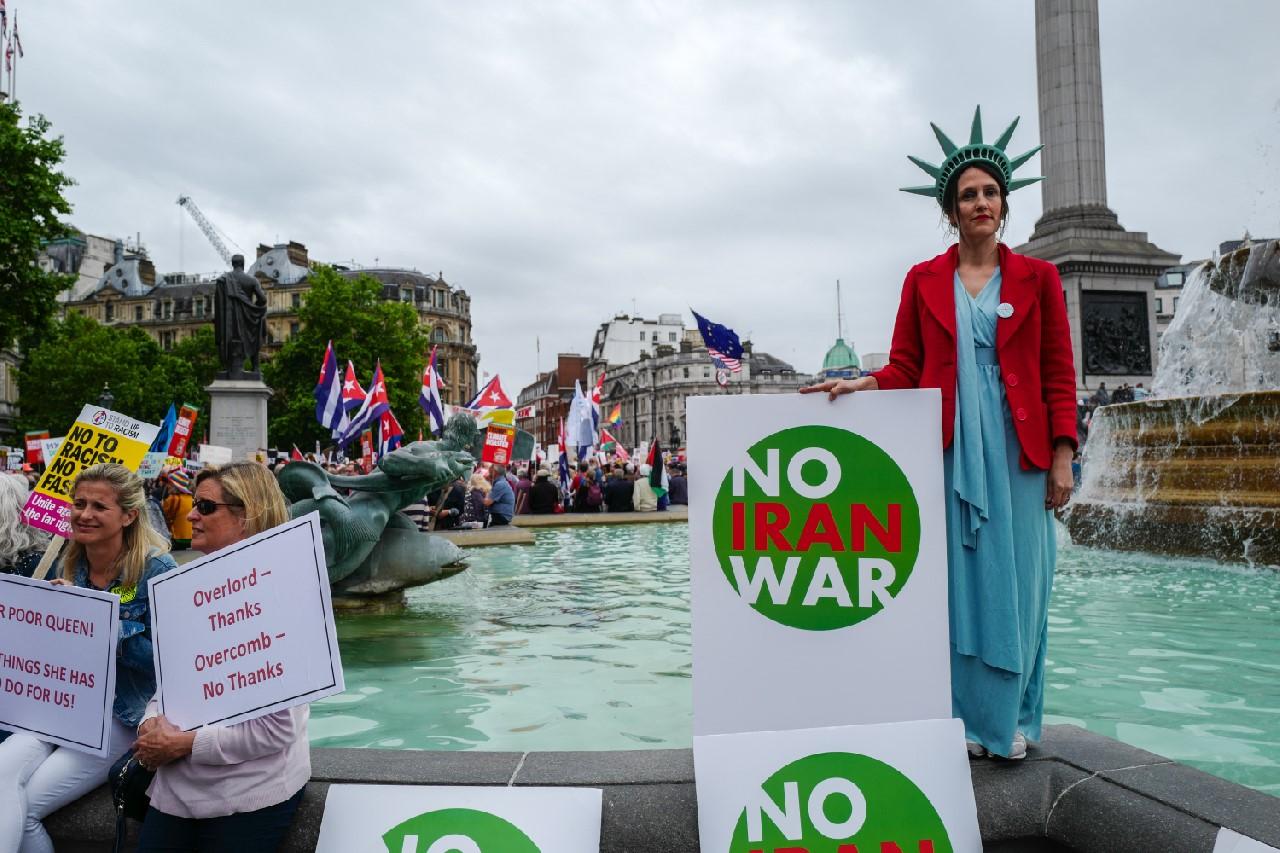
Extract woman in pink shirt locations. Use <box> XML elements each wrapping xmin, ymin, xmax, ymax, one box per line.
<box><xmin>132</xmin><ymin>462</ymin><xmax>308</xmax><ymax>852</ymax></box>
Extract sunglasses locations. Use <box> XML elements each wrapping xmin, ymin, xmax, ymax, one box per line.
<box><xmin>193</xmin><ymin>499</ymin><xmax>240</xmax><ymax>516</ymax></box>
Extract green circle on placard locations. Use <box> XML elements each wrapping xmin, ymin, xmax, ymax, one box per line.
<box><xmin>712</xmin><ymin>425</ymin><xmax>921</xmax><ymax>630</ymax></box>
<box><xmin>382</xmin><ymin>807</ymin><xmax>542</xmax><ymax>853</ymax></box>
<box><xmin>728</xmin><ymin>752</ymin><xmax>953</xmax><ymax>852</ymax></box>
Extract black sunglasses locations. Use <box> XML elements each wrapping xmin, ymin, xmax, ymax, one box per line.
<box><xmin>193</xmin><ymin>499</ymin><xmax>240</xmax><ymax>516</ymax></box>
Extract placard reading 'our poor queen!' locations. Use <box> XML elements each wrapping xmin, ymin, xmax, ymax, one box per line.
<box><xmin>22</xmin><ymin>405</ymin><xmax>159</xmax><ymax>538</ymax></box>
<box><xmin>694</xmin><ymin>718</ymin><xmax>981</xmax><ymax>853</ymax></box>
<box><xmin>0</xmin><ymin>576</ymin><xmax>120</xmax><ymax>756</ymax></box>
<box><xmin>688</xmin><ymin>390</ymin><xmax>950</xmax><ymax>736</ymax></box>
<box><xmin>316</xmin><ymin>784</ymin><xmax>602</xmax><ymax>852</ymax></box>
<box><xmin>149</xmin><ymin>512</ymin><xmax>344</xmax><ymax>730</ymax></box>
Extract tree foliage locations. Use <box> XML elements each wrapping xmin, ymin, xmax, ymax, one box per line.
<box><xmin>15</xmin><ymin>314</ymin><xmax>219</xmax><ymax>436</ymax></box>
<box><xmin>263</xmin><ymin>267</ymin><xmax>432</xmax><ymax>449</ymax></box>
<box><xmin>0</xmin><ymin>102</ymin><xmax>75</xmax><ymax>349</ymax></box>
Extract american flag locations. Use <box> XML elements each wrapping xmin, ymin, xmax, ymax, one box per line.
<box><xmin>692</xmin><ymin>310</ymin><xmax>743</xmax><ymax>373</ymax></box>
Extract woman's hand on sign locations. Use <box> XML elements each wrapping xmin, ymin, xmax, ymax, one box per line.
<box><xmin>133</xmin><ymin>714</ymin><xmax>196</xmax><ymax>768</ymax></box>
<box><xmin>799</xmin><ymin>375</ymin><xmax>879</xmax><ymax>401</ymax></box>
<box><xmin>47</xmin><ymin>578</ymin><xmax>72</xmax><ymax>587</ymax></box>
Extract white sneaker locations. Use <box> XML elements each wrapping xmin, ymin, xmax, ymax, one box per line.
<box><xmin>1006</xmin><ymin>732</ymin><xmax>1028</xmax><ymax>760</ymax></box>
<box><xmin>966</xmin><ymin>740</ymin><xmax>988</xmax><ymax>759</ymax></box>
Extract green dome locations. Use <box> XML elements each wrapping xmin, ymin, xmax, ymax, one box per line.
<box><xmin>821</xmin><ymin>337</ymin><xmax>859</xmax><ymax>372</ymax></box>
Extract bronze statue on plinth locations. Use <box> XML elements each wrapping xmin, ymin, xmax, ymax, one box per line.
<box><xmin>214</xmin><ymin>254</ymin><xmax>268</xmax><ymax>379</ymax></box>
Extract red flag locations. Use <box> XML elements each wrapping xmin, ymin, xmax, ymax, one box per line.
<box><xmin>290</xmin><ymin>445</ymin><xmax>304</xmax><ymax>461</ymax></box>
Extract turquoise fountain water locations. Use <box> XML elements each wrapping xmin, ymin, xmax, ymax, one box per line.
<box><xmin>310</xmin><ymin>523</ymin><xmax>1280</xmax><ymax>795</ymax></box>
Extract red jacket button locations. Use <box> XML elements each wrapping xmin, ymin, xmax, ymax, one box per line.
<box><xmin>1006</xmin><ymin>372</ymin><xmax>1019</xmax><ymax>387</ymax></box>
<box><xmin>1015</xmin><ymin>407</ymin><xmax>1028</xmax><ymax>421</ymax></box>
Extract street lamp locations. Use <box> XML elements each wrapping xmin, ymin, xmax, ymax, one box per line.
<box><xmin>97</xmin><ymin>383</ymin><xmax>114</xmax><ymax>410</ymax></box>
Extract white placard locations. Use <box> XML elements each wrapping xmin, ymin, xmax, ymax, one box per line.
<box><xmin>40</xmin><ymin>437</ymin><xmax>64</xmax><ymax>464</ymax></box>
<box><xmin>136</xmin><ymin>452</ymin><xmax>167</xmax><ymax>479</ymax></box>
<box><xmin>689</xmin><ymin>390</ymin><xmax>950</xmax><ymax>736</ymax></box>
<box><xmin>197</xmin><ymin>444</ymin><xmax>233</xmax><ymax>465</ymax></box>
<box><xmin>149</xmin><ymin>512</ymin><xmax>344</xmax><ymax>729</ymax></box>
<box><xmin>694</xmin><ymin>718</ymin><xmax>981</xmax><ymax>853</ymax></box>
<box><xmin>316</xmin><ymin>784</ymin><xmax>602</xmax><ymax>852</ymax></box>
<box><xmin>0</xmin><ymin>576</ymin><xmax>120</xmax><ymax>756</ymax></box>
<box><xmin>1217</xmin><ymin>829</ymin><xmax>1280</xmax><ymax>853</ymax></box>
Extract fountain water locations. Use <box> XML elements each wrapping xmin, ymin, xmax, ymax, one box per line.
<box><xmin>1065</xmin><ymin>238</ymin><xmax>1280</xmax><ymax>565</ymax></box>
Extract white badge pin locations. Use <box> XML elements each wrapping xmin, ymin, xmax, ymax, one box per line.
<box><xmin>996</xmin><ymin>302</ymin><xmax>1014</xmax><ymax>319</ymax></box>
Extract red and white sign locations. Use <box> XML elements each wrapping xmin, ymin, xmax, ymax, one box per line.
<box><xmin>167</xmin><ymin>404</ymin><xmax>200</xmax><ymax>459</ymax></box>
<box><xmin>149</xmin><ymin>512</ymin><xmax>344</xmax><ymax>730</ymax></box>
<box><xmin>24</xmin><ymin>431</ymin><xmax>49</xmax><ymax>465</ymax></box>
<box><xmin>481</xmin><ymin>425</ymin><xmax>516</xmax><ymax>466</ymax></box>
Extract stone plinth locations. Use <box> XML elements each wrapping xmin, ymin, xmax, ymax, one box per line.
<box><xmin>205</xmin><ymin>378</ymin><xmax>271</xmax><ymax>462</ymax></box>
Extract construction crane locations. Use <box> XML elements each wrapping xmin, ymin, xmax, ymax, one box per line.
<box><xmin>176</xmin><ymin>195</ymin><xmax>242</xmax><ymax>265</ymax></box>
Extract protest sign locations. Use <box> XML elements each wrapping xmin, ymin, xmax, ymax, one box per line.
<box><xmin>22</xmin><ymin>406</ymin><xmax>159</xmax><ymax>538</ymax></box>
<box><xmin>4</xmin><ymin>453</ymin><xmax>19</xmax><ymax>472</ymax></box>
<box><xmin>0</xmin><ymin>575</ymin><xmax>120</xmax><ymax>756</ymax></box>
<box><xmin>197</xmin><ymin>444</ymin><xmax>233</xmax><ymax>466</ymax></box>
<box><xmin>41</xmin><ymin>437</ymin><xmax>64</xmax><ymax>465</ymax></box>
<box><xmin>693</xmin><ymin>718</ymin><xmax>981</xmax><ymax>853</ymax></box>
<box><xmin>688</xmin><ymin>390</ymin><xmax>949</xmax><ymax>736</ymax></box>
<box><xmin>1216</xmin><ymin>829</ymin><xmax>1280</xmax><ymax>853</ymax></box>
<box><xmin>149</xmin><ymin>511</ymin><xmax>343</xmax><ymax>729</ymax></box>
<box><xmin>24</xmin><ymin>431</ymin><xmax>49</xmax><ymax>465</ymax></box>
<box><xmin>167</xmin><ymin>403</ymin><xmax>200</xmax><ymax>458</ymax></box>
<box><xmin>136</xmin><ymin>452</ymin><xmax>167</xmax><ymax>480</ymax></box>
<box><xmin>316</xmin><ymin>784</ymin><xmax>602</xmax><ymax>853</ymax></box>
<box><xmin>481</xmin><ymin>424</ymin><xmax>516</xmax><ymax>466</ymax></box>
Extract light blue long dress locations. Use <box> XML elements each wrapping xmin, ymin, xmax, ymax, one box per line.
<box><xmin>943</xmin><ymin>269</ymin><xmax>1056</xmax><ymax>757</ymax></box>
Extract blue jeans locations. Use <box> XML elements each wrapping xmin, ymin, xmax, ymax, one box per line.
<box><xmin>135</xmin><ymin>787</ymin><xmax>305</xmax><ymax>852</ymax></box>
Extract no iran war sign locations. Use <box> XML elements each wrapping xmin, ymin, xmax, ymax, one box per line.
<box><xmin>694</xmin><ymin>718</ymin><xmax>981</xmax><ymax>853</ymax></box>
<box><xmin>316</xmin><ymin>784</ymin><xmax>602</xmax><ymax>852</ymax></box>
<box><xmin>0</xmin><ymin>575</ymin><xmax>120</xmax><ymax>756</ymax></box>
<box><xmin>149</xmin><ymin>512</ymin><xmax>344</xmax><ymax>729</ymax></box>
<box><xmin>688</xmin><ymin>390</ymin><xmax>949</xmax><ymax>736</ymax></box>
<box><xmin>22</xmin><ymin>405</ymin><xmax>159</xmax><ymax>538</ymax></box>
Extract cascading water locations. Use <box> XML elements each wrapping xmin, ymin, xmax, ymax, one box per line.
<box><xmin>1067</xmin><ymin>239</ymin><xmax>1280</xmax><ymax>566</ymax></box>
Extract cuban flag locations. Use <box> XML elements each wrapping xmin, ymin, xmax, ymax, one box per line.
<box><xmin>590</xmin><ymin>370</ymin><xmax>605</xmax><ymax>433</ymax></box>
<box><xmin>314</xmin><ymin>341</ymin><xmax>345</xmax><ymax>431</ymax></box>
<box><xmin>341</xmin><ymin>360</ymin><xmax>367</xmax><ymax>411</ymax></box>
<box><xmin>379</xmin><ymin>407</ymin><xmax>404</xmax><ymax>456</ymax></box>
<box><xmin>338</xmin><ymin>361</ymin><xmax>391</xmax><ymax>447</ymax></box>
<box><xmin>692</xmin><ymin>309</ymin><xmax>744</xmax><ymax>372</ymax></box>
<box><xmin>418</xmin><ymin>345</ymin><xmax>447</xmax><ymax>436</ymax></box>
<box><xmin>466</xmin><ymin>374</ymin><xmax>513</xmax><ymax>410</ymax></box>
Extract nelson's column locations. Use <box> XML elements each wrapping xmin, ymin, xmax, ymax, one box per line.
<box><xmin>1016</xmin><ymin>0</ymin><xmax>1180</xmax><ymax>395</ymax></box>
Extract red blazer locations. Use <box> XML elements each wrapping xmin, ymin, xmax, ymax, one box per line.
<box><xmin>871</xmin><ymin>244</ymin><xmax>1078</xmax><ymax>470</ymax></box>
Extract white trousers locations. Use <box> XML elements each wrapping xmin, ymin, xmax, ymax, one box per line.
<box><xmin>0</xmin><ymin>719</ymin><xmax>133</xmax><ymax>853</ymax></box>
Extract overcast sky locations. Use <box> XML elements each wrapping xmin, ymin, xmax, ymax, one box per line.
<box><xmin>16</xmin><ymin>1</ymin><xmax>1280</xmax><ymax>391</ymax></box>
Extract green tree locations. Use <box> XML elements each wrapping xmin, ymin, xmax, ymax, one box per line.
<box><xmin>15</xmin><ymin>313</ymin><xmax>219</xmax><ymax>436</ymax></box>
<box><xmin>264</xmin><ymin>266</ymin><xmax>432</xmax><ymax>449</ymax></box>
<box><xmin>0</xmin><ymin>102</ymin><xmax>75</xmax><ymax>349</ymax></box>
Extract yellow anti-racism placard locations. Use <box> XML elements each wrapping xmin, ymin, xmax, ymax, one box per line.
<box><xmin>21</xmin><ymin>405</ymin><xmax>159</xmax><ymax>538</ymax></box>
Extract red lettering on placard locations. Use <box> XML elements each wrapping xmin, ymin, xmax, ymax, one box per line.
<box><xmin>754</xmin><ymin>503</ymin><xmax>791</xmax><ymax>551</ymax></box>
<box><xmin>732</xmin><ymin>502</ymin><xmax>746</xmax><ymax>550</ymax></box>
<box><xmin>850</xmin><ymin>504</ymin><xmax>901</xmax><ymax>553</ymax></box>
<box><xmin>795</xmin><ymin>503</ymin><xmax>844</xmax><ymax>551</ymax></box>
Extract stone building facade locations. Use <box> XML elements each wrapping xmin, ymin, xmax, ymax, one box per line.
<box><xmin>51</xmin><ymin>240</ymin><xmax>481</xmax><ymax>406</ymax></box>
<box><xmin>515</xmin><ymin>354</ymin><xmax>588</xmax><ymax>448</ymax></box>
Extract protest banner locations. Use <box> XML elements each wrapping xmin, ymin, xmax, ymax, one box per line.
<box><xmin>316</xmin><ymin>784</ymin><xmax>602</xmax><ymax>853</ymax></box>
<box><xmin>24</xmin><ymin>431</ymin><xmax>49</xmax><ymax>465</ymax></box>
<box><xmin>149</xmin><ymin>511</ymin><xmax>344</xmax><ymax>729</ymax></box>
<box><xmin>41</xmin><ymin>437</ymin><xmax>64</xmax><ymax>465</ymax></box>
<box><xmin>481</xmin><ymin>424</ymin><xmax>516</xmax><ymax>466</ymax></box>
<box><xmin>22</xmin><ymin>406</ymin><xmax>159</xmax><ymax>539</ymax></box>
<box><xmin>136</xmin><ymin>452</ymin><xmax>167</xmax><ymax>480</ymax></box>
<box><xmin>0</xmin><ymin>575</ymin><xmax>120</xmax><ymax>756</ymax></box>
<box><xmin>4</xmin><ymin>453</ymin><xmax>19</xmax><ymax>472</ymax></box>
<box><xmin>688</xmin><ymin>390</ymin><xmax>949</xmax><ymax>736</ymax></box>
<box><xmin>693</xmin><ymin>718</ymin><xmax>981</xmax><ymax>853</ymax></box>
<box><xmin>196</xmin><ymin>444</ymin><xmax>233</xmax><ymax>466</ymax></box>
<box><xmin>167</xmin><ymin>403</ymin><xmax>200</xmax><ymax>458</ymax></box>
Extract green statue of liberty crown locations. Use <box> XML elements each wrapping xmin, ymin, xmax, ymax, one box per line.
<box><xmin>901</xmin><ymin>105</ymin><xmax>1043</xmax><ymax>205</ymax></box>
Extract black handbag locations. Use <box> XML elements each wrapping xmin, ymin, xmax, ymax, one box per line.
<box><xmin>109</xmin><ymin>749</ymin><xmax>154</xmax><ymax>853</ymax></box>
